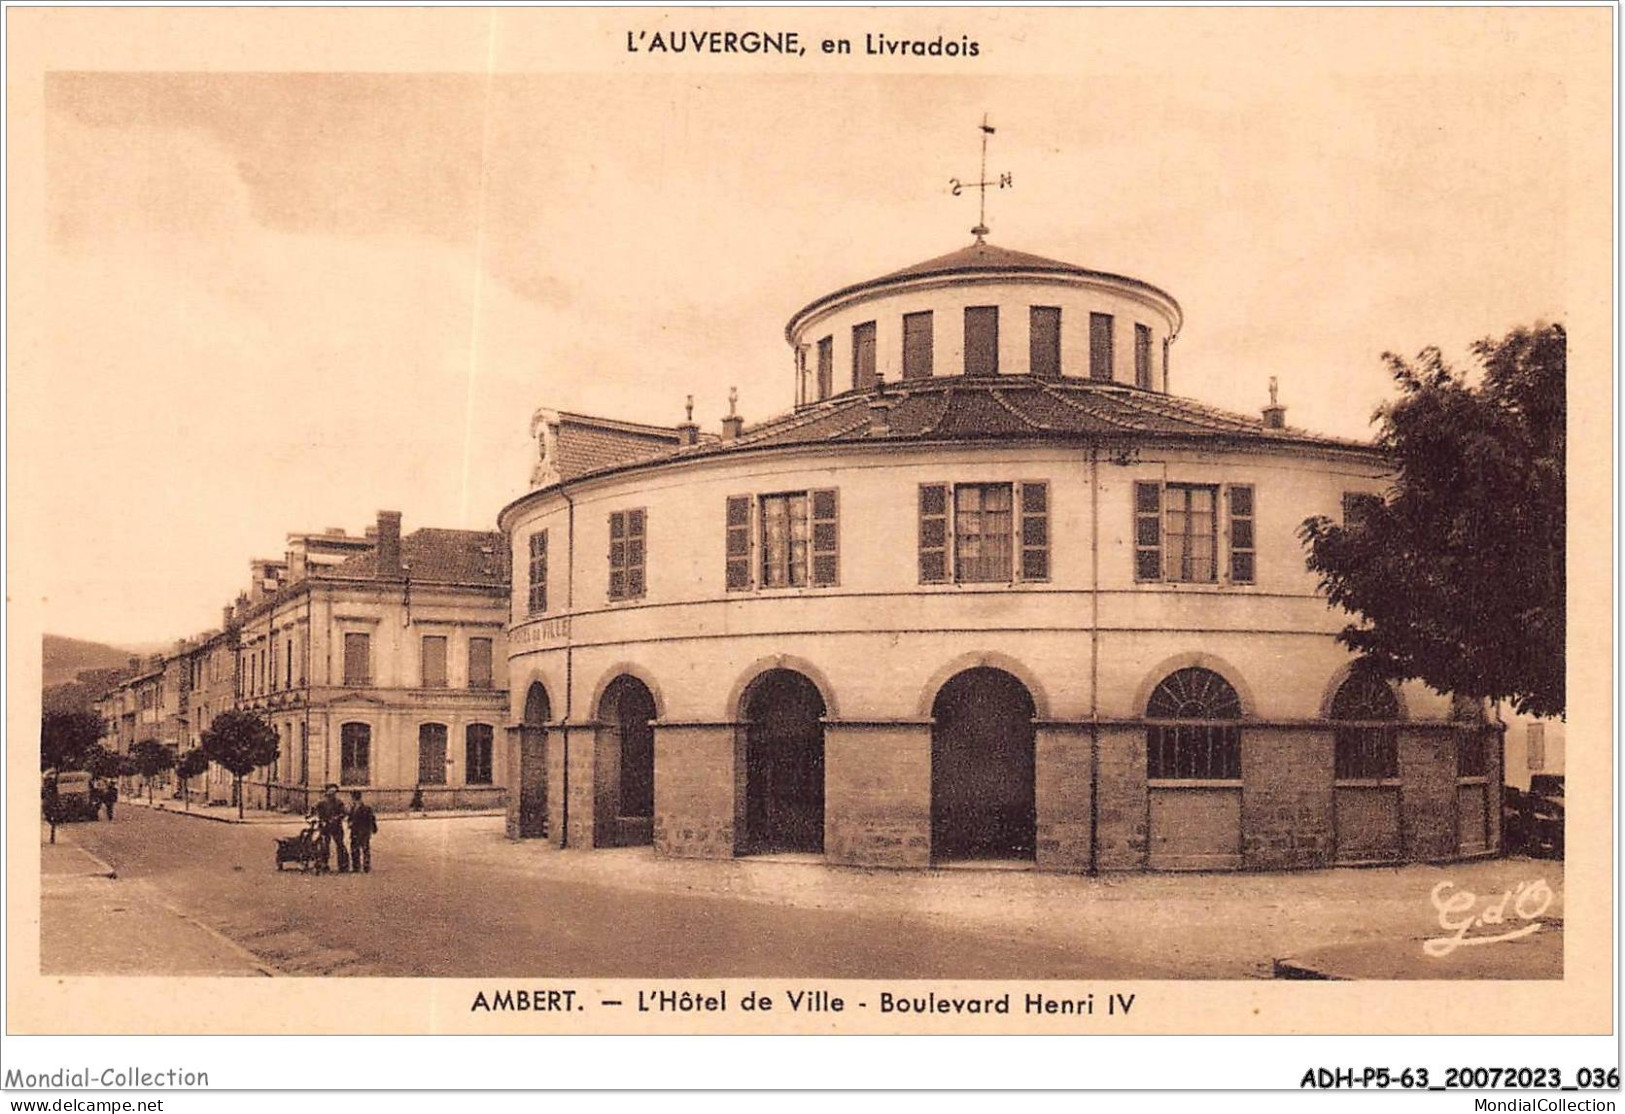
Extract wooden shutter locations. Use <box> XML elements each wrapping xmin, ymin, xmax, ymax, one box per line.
<box><xmin>725</xmin><ymin>495</ymin><xmax>753</xmax><ymax>591</ymax></box>
<box><xmin>1135</xmin><ymin>323</ymin><xmax>1153</xmax><ymax>388</ymax></box>
<box><xmin>903</xmin><ymin>311</ymin><xmax>934</xmax><ymax>379</ymax></box>
<box><xmin>919</xmin><ymin>483</ymin><xmax>949</xmax><ymax>583</ymax></box>
<box><xmin>626</xmin><ymin>509</ymin><xmax>646</xmax><ymax>598</ymax></box>
<box><xmin>1227</xmin><ymin>485</ymin><xmax>1255</xmax><ymax>583</ymax></box>
<box><xmin>817</xmin><ymin>336</ymin><xmax>834</xmax><ymax>400</ymax></box>
<box><xmin>963</xmin><ymin>306</ymin><xmax>999</xmax><ymax>376</ymax></box>
<box><xmin>608</xmin><ymin>511</ymin><xmax>627</xmax><ymax>599</ymax></box>
<box><xmin>528</xmin><ymin>530</ymin><xmax>548</xmax><ymax>613</ymax></box>
<box><xmin>1030</xmin><ymin>307</ymin><xmax>1061</xmax><ymax>379</ymax></box>
<box><xmin>811</xmin><ymin>489</ymin><xmax>839</xmax><ymax>586</ymax></box>
<box><xmin>1018</xmin><ymin>481</ymin><xmax>1050</xmax><ymax>581</ymax></box>
<box><xmin>852</xmin><ymin>321</ymin><xmax>877</xmax><ymax>391</ymax></box>
<box><xmin>1090</xmin><ymin>313</ymin><xmax>1114</xmax><ymax>380</ymax></box>
<box><xmin>1134</xmin><ymin>482</ymin><xmax>1162</xmax><ymax>581</ymax></box>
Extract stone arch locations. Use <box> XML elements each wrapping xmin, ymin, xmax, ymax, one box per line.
<box><xmin>917</xmin><ymin>651</ymin><xmax>1050</xmax><ymax>720</ymax></box>
<box><xmin>1318</xmin><ymin>661</ymin><xmax>1409</xmax><ymax>721</ymax></box>
<box><xmin>588</xmin><ymin>662</ymin><xmax>667</xmax><ymax>723</ymax></box>
<box><xmin>516</xmin><ymin>673</ymin><xmax>557</xmax><ymax>725</ymax></box>
<box><xmin>728</xmin><ymin>654</ymin><xmax>840</xmax><ymax>722</ymax></box>
<box><xmin>1131</xmin><ymin>652</ymin><xmax>1257</xmax><ymax>719</ymax></box>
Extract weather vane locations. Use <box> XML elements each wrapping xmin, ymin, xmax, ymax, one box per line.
<box><xmin>949</xmin><ymin>113</ymin><xmax>1012</xmax><ymax>243</ymax></box>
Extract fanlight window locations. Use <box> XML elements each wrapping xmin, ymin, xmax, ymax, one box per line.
<box><xmin>1330</xmin><ymin>673</ymin><xmax>1400</xmax><ymax>780</ymax></box>
<box><xmin>1146</xmin><ymin>667</ymin><xmax>1242</xmax><ymax>780</ymax></box>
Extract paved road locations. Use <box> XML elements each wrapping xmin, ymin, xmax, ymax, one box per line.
<box><xmin>60</xmin><ymin>808</ymin><xmax>1173</xmax><ymax>978</ymax></box>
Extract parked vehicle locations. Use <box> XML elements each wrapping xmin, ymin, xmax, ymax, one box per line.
<box><xmin>48</xmin><ymin>771</ymin><xmax>102</xmax><ymax>823</ymax></box>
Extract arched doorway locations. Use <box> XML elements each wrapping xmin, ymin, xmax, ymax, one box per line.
<box><xmin>930</xmin><ymin>667</ymin><xmax>1036</xmax><ymax>862</ymax></box>
<box><xmin>517</xmin><ymin>683</ymin><xmax>549</xmax><ymax>838</ymax></box>
<box><xmin>599</xmin><ymin>674</ymin><xmax>655</xmax><ymax>844</ymax></box>
<box><xmin>741</xmin><ymin>669</ymin><xmax>827</xmax><ymax>854</ymax></box>
<box><xmin>1330</xmin><ymin>672</ymin><xmax>1402</xmax><ymax>863</ymax></box>
<box><xmin>1145</xmin><ymin>666</ymin><xmax>1244</xmax><ymax>869</ymax></box>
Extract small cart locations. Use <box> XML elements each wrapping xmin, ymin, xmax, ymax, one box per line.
<box><xmin>274</xmin><ymin>819</ymin><xmax>324</xmax><ymax>872</ymax></box>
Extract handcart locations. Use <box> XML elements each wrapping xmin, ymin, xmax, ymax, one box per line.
<box><xmin>275</xmin><ymin>818</ymin><xmax>325</xmax><ymax>872</ymax></box>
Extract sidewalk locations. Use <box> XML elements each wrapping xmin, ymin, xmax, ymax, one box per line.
<box><xmin>41</xmin><ymin>826</ymin><xmax>274</xmax><ymax>976</ymax></box>
<box><xmin>123</xmin><ymin>794</ymin><xmax>503</xmax><ymax>826</ymax></box>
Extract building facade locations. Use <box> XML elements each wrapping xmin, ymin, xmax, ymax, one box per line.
<box><xmin>499</xmin><ymin>238</ymin><xmax>1502</xmax><ymax>871</ymax></box>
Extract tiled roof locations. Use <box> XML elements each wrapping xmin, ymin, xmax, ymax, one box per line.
<box><xmin>533</xmin><ymin>376</ymin><xmax>1378</xmax><ymax>490</ymax></box>
<box><xmin>330</xmin><ymin>528</ymin><xmax>507</xmax><ymax>586</ymax></box>
<box><xmin>546</xmin><ymin>411</ymin><xmax>719</xmax><ymax>481</ymax></box>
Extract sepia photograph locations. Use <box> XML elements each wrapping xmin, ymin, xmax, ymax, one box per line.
<box><xmin>5</xmin><ymin>5</ymin><xmax>1613</xmax><ymax>1057</ymax></box>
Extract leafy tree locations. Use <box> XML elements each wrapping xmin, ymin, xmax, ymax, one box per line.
<box><xmin>176</xmin><ymin>748</ymin><xmax>211</xmax><ymax>810</ymax></box>
<box><xmin>86</xmin><ymin>745</ymin><xmax>124</xmax><ymax>779</ymax></box>
<box><xmin>200</xmin><ymin>710</ymin><xmax>279</xmax><ymax>819</ymax></box>
<box><xmin>1301</xmin><ymin>323</ymin><xmax>1565</xmax><ymax>718</ymax></box>
<box><xmin>41</xmin><ymin>710</ymin><xmax>105</xmax><ymax>771</ymax></box>
<box><xmin>130</xmin><ymin>740</ymin><xmax>177</xmax><ymax>803</ymax></box>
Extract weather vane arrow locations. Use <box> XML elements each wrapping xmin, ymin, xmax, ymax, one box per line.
<box><xmin>949</xmin><ymin>114</ymin><xmax>1012</xmax><ymax>243</ymax></box>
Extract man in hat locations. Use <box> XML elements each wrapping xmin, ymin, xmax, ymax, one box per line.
<box><xmin>314</xmin><ymin>783</ymin><xmax>350</xmax><ymax>873</ymax></box>
<box><xmin>347</xmin><ymin>791</ymin><xmax>378</xmax><ymax>874</ymax></box>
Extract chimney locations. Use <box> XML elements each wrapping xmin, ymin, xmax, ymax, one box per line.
<box><xmin>720</xmin><ymin>387</ymin><xmax>744</xmax><ymax>441</ymax></box>
<box><xmin>376</xmin><ymin>510</ymin><xmax>403</xmax><ymax>578</ymax></box>
<box><xmin>1262</xmin><ymin>376</ymin><xmax>1287</xmax><ymax>430</ymax></box>
<box><xmin>676</xmin><ymin>394</ymin><xmax>700</xmax><ymax>447</ymax></box>
<box><xmin>222</xmin><ymin>605</ymin><xmax>234</xmax><ymax>630</ymax></box>
<box><xmin>287</xmin><ymin>548</ymin><xmax>307</xmax><ymax>581</ymax></box>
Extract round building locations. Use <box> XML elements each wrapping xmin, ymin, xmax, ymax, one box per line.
<box><xmin>499</xmin><ymin>237</ymin><xmax>1501</xmax><ymax>871</ymax></box>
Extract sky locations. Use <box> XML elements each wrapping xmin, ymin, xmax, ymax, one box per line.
<box><xmin>19</xmin><ymin>9</ymin><xmax>1596</xmax><ymax>646</ymax></box>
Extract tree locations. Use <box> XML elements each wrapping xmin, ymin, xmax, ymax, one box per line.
<box><xmin>130</xmin><ymin>740</ymin><xmax>177</xmax><ymax>803</ymax></box>
<box><xmin>85</xmin><ymin>745</ymin><xmax>124</xmax><ymax>779</ymax></box>
<box><xmin>1300</xmin><ymin>322</ymin><xmax>1565</xmax><ymax>718</ymax></box>
<box><xmin>200</xmin><ymin>710</ymin><xmax>279</xmax><ymax>819</ymax></box>
<box><xmin>176</xmin><ymin>748</ymin><xmax>211</xmax><ymax>810</ymax></box>
<box><xmin>40</xmin><ymin>710</ymin><xmax>105</xmax><ymax>772</ymax></box>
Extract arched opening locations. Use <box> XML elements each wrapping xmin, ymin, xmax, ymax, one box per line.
<box><xmin>930</xmin><ymin>667</ymin><xmax>1036</xmax><ymax>862</ymax></box>
<box><xmin>1144</xmin><ymin>667</ymin><xmax>1243</xmax><ymax>870</ymax></box>
<box><xmin>517</xmin><ymin>683</ymin><xmax>550</xmax><ymax>838</ymax></box>
<box><xmin>599</xmin><ymin>674</ymin><xmax>656</xmax><ymax>843</ymax></box>
<box><xmin>1329</xmin><ymin>671</ymin><xmax>1402</xmax><ymax>863</ymax></box>
<box><xmin>741</xmin><ymin>669</ymin><xmax>827</xmax><ymax>855</ymax></box>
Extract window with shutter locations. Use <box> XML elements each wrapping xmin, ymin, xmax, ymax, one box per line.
<box><xmin>608</xmin><ymin>509</ymin><xmax>647</xmax><ymax>600</ymax></box>
<box><xmin>816</xmin><ymin>336</ymin><xmax>834</xmax><ymax>400</ymax></box>
<box><xmin>528</xmin><ymin>530</ymin><xmax>548</xmax><ymax>614</ymax></box>
<box><xmin>1090</xmin><ymin>313</ymin><xmax>1114</xmax><ymax>380</ymax></box>
<box><xmin>468</xmin><ymin>637</ymin><xmax>493</xmax><ymax>690</ymax></box>
<box><xmin>725</xmin><ymin>495</ymin><xmax>753</xmax><ymax>590</ymax></box>
<box><xmin>1134</xmin><ymin>482</ymin><xmax>1162</xmax><ymax>581</ymax></box>
<box><xmin>421</xmin><ymin>635</ymin><xmax>447</xmax><ymax>688</ymax></box>
<box><xmin>1030</xmin><ymin>307</ymin><xmax>1061</xmax><ymax>378</ymax></box>
<box><xmin>953</xmin><ymin>484</ymin><xmax>1013</xmax><ymax>582</ymax></box>
<box><xmin>343</xmin><ymin>632</ymin><xmax>371</xmax><ymax>686</ymax></box>
<box><xmin>902</xmin><ymin>311</ymin><xmax>933</xmax><ymax>378</ymax></box>
<box><xmin>761</xmin><ymin>492</ymin><xmax>810</xmax><ymax>587</ymax></box>
<box><xmin>1019</xmin><ymin>481</ymin><xmax>1050</xmax><ymax>581</ymax></box>
<box><xmin>918</xmin><ymin>484</ymin><xmax>949</xmax><ymax>583</ymax></box>
<box><xmin>1227</xmin><ymin>485</ymin><xmax>1255</xmax><ymax>584</ymax></box>
<box><xmin>811</xmin><ymin>489</ymin><xmax>839</xmax><ymax>586</ymax></box>
<box><xmin>963</xmin><ymin>306</ymin><xmax>999</xmax><ymax>376</ymax></box>
<box><xmin>1135</xmin><ymin>323</ymin><xmax>1153</xmax><ymax>388</ymax></box>
<box><xmin>852</xmin><ymin>321</ymin><xmax>877</xmax><ymax>391</ymax></box>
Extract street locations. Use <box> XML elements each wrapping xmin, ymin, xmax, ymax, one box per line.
<box><xmin>44</xmin><ymin>806</ymin><xmax>1564</xmax><ymax>979</ymax></box>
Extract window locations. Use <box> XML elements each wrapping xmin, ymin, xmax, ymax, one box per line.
<box><xmin>343</xmin><ymin>633</ymin><xmax>371</xmax><ymax>686</ymax></box>
<box><xmin>1228</xmin><ymin>485</ymin><xmax>1256</xmax><ymax>584</ymax></box>
<box><xmin>726</xmin><ymin>490</ymin><xmax>839</xmax><ymax>590</ymax></box>
<box><xmin>417</xmin><ymin>723</ymin><xmax>447</xmax><ymax>785</ymax></box>
<box><xmin>1134</xmin><ymin>482</ymin><xmax>1163</xmax><ymax>581</ymax></box>
<box><xmin>298</xmin><ymin>723</ymin><xmax>309</xmax><ymax>787</ymax></box>
<box><xmin>269</xmin><ymin>642</ymin><xmax>277</xmax><ymax>691</ymax></box>
<box><xmin>1146</xmin><ymin>667</ymin><xmax>1242</xmax><ymax>780</ymax></box>
<box><xmin>1526</xmin><ymin>723</ymin><xmax>1546</xmax><ymax>771</ymax></box>
<box><xmin>963</xmin><ymin>306</ymin><xmax>999</xmax><ymax>376</ymax></box>
<box><xmin>1089</xmin><ymin>312</ymin><xmax>1114</xmax><ymax>381</ymax></box>
<box><xmin>1165</xmin><ymin>483</ymin><xmax>1219</xmax><ymax>582</ymax></box>
<box><xmin>285</xmin><ymin>638</ymin><xmax>294</xmax><ymax>688</ymax></box>
<box><xmin>1030</xmin><ymin>306</ymin><xmax>1061</xmax><ymax>378</ymax></box>
<box><xmin>421</xmin><ymin>635</ymin><xmax>448</xmax><ymax>688</ymax></box>
<box><xmin>852</xmin><ymin>321</ymin><xmax>877</xmax><ymax>391</ymax></box>
<box><xmin>1135</xmin><ymin>323</ymin><xmax>1153</xmax><ymax>389</ymax></box>
<box><xmin>340</xmin><ymin>722</ymin><xmax>371</xmax><ymax>785</ymax></box>
<box><xmin>796</xmin><ymin>346</ymin><xmax>808</xmax><ymax>403</ymax></box>
<box><xmin>608</xmin><ymin>509</ymin><xmax>646</xmax><ymax>600</ymax></box>
<box><xmin>466</xmin><ymin>724</ymin><xmax>495</xmax><ymax>785</ymax></box>
<box><xmin>1331</xmin><ymin>673</ymin><xmax>1399</xmax><ymax>779</ymax></box>
<box><xmin>903</xmin><ymin>311</ymin><xmax>934</xmax><ymax>378</ymax></box>
<box><xmin>816</xmin><ymin>336</ymin><xmax>833</xmax><ymax>400</ymax></box>
<box><xmin>528</xmin><ymin>530</ymin><xmax>548</xmax><ymax>614</ymax></box>
<box><xmin>468</xmin><ymin>637</ymin><xmax>493</xmax><ymax>690</ymax></box>
<box><xmin>918</xmin><ymin>481</ymin><xmax>1049</xmax><ymax>584</ymax></box>
<box><xmin>1458</xmin><ymin>734</ymin><xmax>1488</xmax><ymax>778</ymax></box>
<box><xmin>1161</xmin><ymin>336</ymin><xmax>1170</xmax><ymax>389</ymax></box>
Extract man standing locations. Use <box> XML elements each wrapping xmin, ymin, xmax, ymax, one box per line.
<box><xmin>100</xmin><ymin>778</ymin><xmax>118</xmax><ymax>820</ymax></box>
<box><xmin>348</xmin><ymin>791</ymin><xmax>377</xmax><ymax>874</ymax></box>
<box><xmin>314</xmin><ymin>783</ymin><xmax>350</xmax><ymax>873</ymax></box>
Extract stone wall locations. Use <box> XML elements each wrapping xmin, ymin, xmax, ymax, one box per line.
<box><xmin>1035</xmin><ymin>722</ymin><xmax>1093</xmax><ymax>872</ymax></box>
<box><xmin>652</xmin><ymin>723</ymin><xmax>737</xmax><ymax>859</ymax></box>
<box><xmin>823</xmin><ymin>723</ymin><xmax>930</xmax><ymax>868</ymax></box>
<box><xmin>1242</xmin><ymin>729</ymin><xmax>1335</xmax><ymax>869</ymax></box>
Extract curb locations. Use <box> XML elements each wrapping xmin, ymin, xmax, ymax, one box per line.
<box><xmin>49</xmin><ymin>832</ymin><xmax>119</xmax><ymax>879</ymax></box>
<box><xmin>127</xmin><ymin>799</ymin><xmax>505</xmax><ymax>826</ymax></box>
<box><xmin>151</xmin><ymin>898</ymin><xmax>280</xmax><ymax>977</ymax></box>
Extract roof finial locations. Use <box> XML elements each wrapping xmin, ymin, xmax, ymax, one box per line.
<box><xmin>949</xmin><ymin>113</ymin><xmax>1012</xmax><ymax>244</ymax></box>
<box><xmin>684</xmin><ymin>394</ymin><xmax>694</xmax><ymax>422</ymax></box>
<box><xmin>728</xmin><ymin>386</ymin><xmax>738</xmax><ymax>417</ymax></box>
<box><xmin>1268</xmin><ymin>376</ymin><xmax>1278</xmax><ymax>407</ymax></box>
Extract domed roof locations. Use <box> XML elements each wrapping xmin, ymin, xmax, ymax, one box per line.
<box><xmin>785</xmin><ymin>239</ymin><xmax>1182</xmax><ymax>341</ymax></box>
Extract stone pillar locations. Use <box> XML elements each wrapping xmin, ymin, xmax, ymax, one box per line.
<box><xmin>592</xmin><ymin>723</ymin><xmax>623</xmax><ymax>847</ymax></box>
<box><xmin>653</xmin><ymin>722</ymin><xmax>739</xmax><ymax>860</ymax></box>
<box><xmin>1399</xmin><ymin>728</ymin><xmax>1458</xmax><ymax>861</ymax></box>
<box><xmin>504</xmin><ymin>725</ymin><xmax>523</xmax><ymax>839</ymax></box>
<box><xmin>547</xmin><ymin>722</ymin><xmax>599</xmax><ymax>850</ymax></box>
<box><xmin>1034</xmin><ymin>721</ymin><xmax>1093</xmax><ymax>873</ymax></box>
<box><xmin>1242</xmin><ymin>728</ymin><xmax>1335</xmax><ymax>870</ymax></box>
<box><xmin>1094</xmin><ymin>724</ymin><xmax>1148</xmax><ymax>871</ymax></box>
<box><xmin>823</xmin><ymin>721</ymin><xmax>931</xmax><ymax>868</ymax></box>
